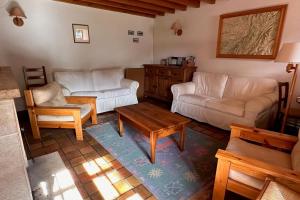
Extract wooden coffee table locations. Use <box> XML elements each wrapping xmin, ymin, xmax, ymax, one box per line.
<box><xmin>115</xmin><ymin>102</ymin><xmax>191</xmax><ymax>163</ymax></box>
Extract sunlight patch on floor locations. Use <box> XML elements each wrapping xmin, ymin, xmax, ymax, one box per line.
<box><xmin>93</xmin><ymin>175</ymin><xmax>119</xmax><ymax>200</ymax></box>
<box><xmin>83</xmin><ymin>160</ymin><xmax>101</xmax><ymax>175</ymax></box>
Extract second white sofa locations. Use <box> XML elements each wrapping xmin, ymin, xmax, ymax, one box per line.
<box><xmin>54</xmin><ymin>68</ymin><xmax>138</xmax><ymax>113</ymax></box>
<box><xmin>171</xmin><ymin>71</ymin><xmax>278</xmax><ymax>130</ymax></box>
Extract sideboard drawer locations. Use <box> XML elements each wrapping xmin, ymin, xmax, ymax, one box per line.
<box><xmin>158</xmin><ymin>68</ymin><xmax>171</xmax><ymax>76</ymax></box>
<box><xmin>145</xmin><ymin>67</ymin><xmax>157</xmax><ymax>76</ymax></box>
<box><xmin>171</xmin><ymin>69</ymin><xmax>184</xmax><ymax>81</ymax></box>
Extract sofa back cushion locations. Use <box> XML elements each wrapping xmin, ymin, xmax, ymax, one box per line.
<box><xmin>223</xmin><ymin>76</ymin><xmax>277</xmax><ymax>101</ymax></box>
<box><xmin>32</xmin><ymin>82</ymin><xmax>67</xmax><ymax>106</ymax></box>
<box><xmin>193</xmin><ymin>71</ymin><xmax>228</xmax><ymax>99</ymax></box>
<box><xmin>92</xmin><ymin>68</ymin><xmax>124</xmax><ymax>91</ymax></box>
<box><xmin>54</xmin><ymin>71</ymin><xmax>93</xmax><ymax>93</ymax></box>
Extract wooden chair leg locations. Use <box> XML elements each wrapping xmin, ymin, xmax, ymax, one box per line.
<box><xmin>212</xmin><ymin>159</ymin><xmax>231</xmax><ymax>200</ymax></box>
<box><xmin>28</xmin><ymin>109</ymin><xmax>40</xmax><ymax>139</ymax></box>
<box><xmin>74</xmin><ymin>111</ymin><xmax>83</xmax><ymax>141</ymax></box>
<box><xmin>90</xmin><ymin>102</ymin><xmax>97</xmax><ymax>125</ymax></box>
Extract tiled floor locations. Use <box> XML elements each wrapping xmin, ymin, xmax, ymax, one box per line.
<box><xmin>20</xmin><ymin>102</ymin><xmax>244</xmax><ymax>200</ymax></box>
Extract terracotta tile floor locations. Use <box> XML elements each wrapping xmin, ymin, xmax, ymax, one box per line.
<box><xmin>20</xmin><ymin>103</ymin><xmax>245</xmax><ymax>200</ymax></box>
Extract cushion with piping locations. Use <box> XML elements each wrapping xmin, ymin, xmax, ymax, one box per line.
<box><xmin>32</xmin><ymin>82</ymin><xmax>67</xmax><ymax>106</ymax></box>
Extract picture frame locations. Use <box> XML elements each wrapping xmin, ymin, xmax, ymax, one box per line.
<box><xmin>128</xmin><ymin>30</ymin><xmax>134</xmax><ymax>35</ymax></box>
<box><xmin>137</xmin><ymin>31</ymin><xmax>143</xmax><ymax>36</ymax></box>
<box><xmin>72</xmin><ymin>24</ymin><xmax>90</xmax><ymax>43</ymax></box>
<box><xmin>133</xmin><ymin>38</ymin><xmax>139</xmax><ymax>43</ymax></box>
<box><xmin>216</xmin><ymin>5</ymin><xmax>287</xmax><ymax>59</ymax></box>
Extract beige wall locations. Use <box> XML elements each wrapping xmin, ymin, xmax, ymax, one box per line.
<box><xmin>154</xmin><ymin>0</ymin><xmax>300</xmax><ymax>108</ymax></box>
<box><xmin>0</xmin><ymin>0</ymin><xmax>154</xmax><ymax>110</ymax></box>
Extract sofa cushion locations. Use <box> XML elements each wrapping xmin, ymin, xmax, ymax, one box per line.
<box><xmin>72</xmin><ymin>88</ymin><xmax>130</xmax><ymax>99</ymax></box>
<box><xmin>32</xmin><ymin>82</ymin><xmax>67</xmax><ymax>106</ymax></box>
<box><xmin>54</xmin><ymin>71</ymin><xmax>94</xmax><ymax>93</ymax></box>
<box><xmin>206</xmin><ymin>99</ymin><xmax>245</xmax><ymax>117</ymax></box>
<box><xmin>179</xmin><ymin>94</ymin><xmax>213</xmax><ymax>107</ymax></box>
<box><xmin>223</xmin><ymin>76</ymin><xmax>277</xmax><ymax>101</ymax></box>
<box><xmin>92</xmin><ymin>68</ymin><xmax>124</xmax><ymax>91</ymax></box>
<box><xmin>193</xmin><ymin>71</ymin><xmax>228</xmax><ymax>99</ymax></box>
<box><xmin>291</xmin><ymin>130</ymin><xmax>300</xmax><ymax>172</ymax></box>
<box><xmin>38</xmin><ymin>104</ymin><xmax>91</xmax><ymax>122</ymax></box>
<box><xmin>227</xmin><ymin>138</ymin><xmax>292</xmax><ymax>189</ymax></box>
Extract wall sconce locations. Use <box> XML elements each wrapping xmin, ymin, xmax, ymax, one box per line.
<box><xmin>171</xmin><ymin>21</ymin><xmax>182</xmax><ymax>36</ymax></box>
<box><xmin>9</xmin><ymin>6</ymin><xmax>26</xmax><ymax>26</ymax></box>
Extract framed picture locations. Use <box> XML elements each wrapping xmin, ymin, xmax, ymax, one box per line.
<box><xmin>133</xmin><ymin>38</ymin><xmax>139</xmax><ymax>43</ymax></box>
<box><xmin>137</xmin><ymin>31</ymin><xmax>143</xmax><ymax>36</ymax></box>
<box><xmin>216</xmin><ymin>5</ymin><xmax>287</xmax><ymax>59</ymax></box>
<box><xmin>128</xmin><ymin>30</ymin><xmax>134</xmax><ymax>35</ymax></box>
<box><xmin>72</xmin><ymin>24</ymin><xmax>90</xmax><ymax>43</ymax></box>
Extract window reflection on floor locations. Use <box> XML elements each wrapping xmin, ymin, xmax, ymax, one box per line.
<box><xmin>36</xmin><ymin>169</ymin><xmax>83</xmax><ymax>200</ymax></box>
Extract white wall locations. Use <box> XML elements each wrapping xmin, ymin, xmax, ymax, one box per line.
<box><xmin>0</xmin><ymin>0</ymin><xmax>154</xmax><ymax>110</ymax></box>
<box><xmin>154</xmin><ymin>0</ymin><xmax>300</xmax><ymax>108</ymax></box>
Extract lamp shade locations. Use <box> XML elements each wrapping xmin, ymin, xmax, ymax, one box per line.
<box><xmin>9</xmin><ymin>7</ymin><xmax>26</xmax><ymax>18</ymax></box>
<box><xmin>276</xmin><ymin>42</ymin><xmax>300</xmax><ymax>63</ymax></box>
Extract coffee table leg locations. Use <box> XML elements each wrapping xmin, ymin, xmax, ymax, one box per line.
<box><xmin>150</xmin><ymin>132</ymin><xmax>157</xmax><ymax>163</ymax></box>
<box><xmin>179</xmin><ymin>125</ymin><xmax>185</xmax><ymax>151</ymax></box>
<box><xmin>118</xmin><ymin>113</ymin><xmax>124</xmax><ymax>137</ymax></box>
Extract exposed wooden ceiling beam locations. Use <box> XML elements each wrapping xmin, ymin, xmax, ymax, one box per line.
<box><xmin>81</xmin><ymin>0</ymin><xmax>164</xmax><ymax>16</ymax></box>
<box><xmin>201</xmin><ymin>0</ymin><xmax>216</xmax><ymax>4</ymax></box>
<box><xmin>105</xmin><ymin>0</ymin><xmax>175</xmax><ymax>13</ymax></box>
<box><xmin>166</xmin><ymin>0</ymin><xmax>200</xmax><ymax>8</ymax></box>
<box><xmin>55</xmin><ymin>0</ymin><xmax>155</xmax><ymax>18</ymax></box>
<box><xmin>136</xmin><ymin>0</ymin><xmax>187</xmax><ymax>11</ymax></box>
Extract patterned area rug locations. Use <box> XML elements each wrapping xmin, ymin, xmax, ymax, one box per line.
<box><xmin>86</xmin><ymin>122</ymin><xmax>225</xmax><ymax>200</ymax></box>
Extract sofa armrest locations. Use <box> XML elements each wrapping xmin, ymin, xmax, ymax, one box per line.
<box><xmin>120</xmin><ymin>78</ymin><xmax>139</xmax><ymax>93</ymax></box>
<box><xmin>245</xmin><ymin>92</ymin><xmax>278</xmax><ymax>119</ymax></box>
<box><xmin>171</xmin><ymin>82</ymin><xmax>196</xmax><ymax>100</ymax></box>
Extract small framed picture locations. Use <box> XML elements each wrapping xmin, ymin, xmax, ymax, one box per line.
<box><xmin>137</xmin><ymin>31</ymin><xmax>143</xmax><ymax>36</ymax></box>
<box><xmin>133</xmin><ymin>38</ymin><xmax>139</xmax><ymax>43</ymax></box>
<box><xmin>72</xmin><ymin>24</ymin><xmax>90</xmax><ymax>43</ymax></box>
<box><xmin>128</xmin><ymin>30</ymin><xmax>134</xmax><ymax>35</ymax></box>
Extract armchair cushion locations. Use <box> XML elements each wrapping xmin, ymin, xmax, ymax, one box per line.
<box><xmin>37</xmin><ymin>104</ymin><xmax>91</xmax><ymax>122</ymax></box>
<box><xmin>193</xmin><ymin>71</ymin><xmax>228</xmax><ymax>99</ymax></box>
<box><xmin>227</xmin><ymin>138</ymin><xmax>292</xmax><ymax>189</ymax></box>
<box><xmin>206</xmin><ymin>99</ymin><xmax>245</xmax><ymax>117</ymax></box>
<box><xmin>32</xmin><ymin>82</ymin><xmax>67</xmax><ymax>106</ymax></box>
<box><xmin>291</xmin><ymin>132</ymin><xmax>300</xmax><ymax>172</ymax></box>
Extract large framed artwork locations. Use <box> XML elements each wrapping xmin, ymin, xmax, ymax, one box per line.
<box><xmin>216</xmin><ymin>5</ymin><xmax>287</xmax><ymax>59</ymax></box>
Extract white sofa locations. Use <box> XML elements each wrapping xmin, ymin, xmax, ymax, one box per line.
<box><xmin>54</xmin><ymin>68</ymin><xmax>138</xmax><ymax>113</ymax></box>
<box><xmin>171</xmin><ymin>71</ymin><xmax>278</xmax><ymax>130</ymax></box>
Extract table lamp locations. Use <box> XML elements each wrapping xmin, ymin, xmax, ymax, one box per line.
<box><xmin>276</xmin><ymin>42</ymin><xmax>300</xmax><ymax>132</ymax></box>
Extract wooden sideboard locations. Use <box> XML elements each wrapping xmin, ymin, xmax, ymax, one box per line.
<box><xmin>144</xmin><ymin>64</ymin><xmax>197</xmax><ymax>102</ymax></box>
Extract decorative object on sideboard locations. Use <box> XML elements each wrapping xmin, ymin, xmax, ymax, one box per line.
<box><xmin>72</xmin><ymin>24</ymin><xmax>90</xmax><ymax>43</ymax></box>
<box><xmin>160</xmin><ymin>56</ymin><xmax>195</xmax><ymax>67</ymax></box>
<box><xmin>276</xmin><ymin>42</ymin><xmax>300</xmax><ymax>132</ymax></box>
<box><xmin>185</xmin><ymin>56</ymin><xmax>196</xmax><ymax>67</ymax></box>
<box><xmin>9</xmin><ymin>5</ymin><xmax>26</xmax><ymax>26</ymax></box>
<box><xmin>171</xmin><ymin>20</ymin><xmax>183</xmax><ymax>36</ymax></box>
<box><xmin>216</xmin><ymin>5</ymin><xmax>287</xmax><ymax>59</ymax></box>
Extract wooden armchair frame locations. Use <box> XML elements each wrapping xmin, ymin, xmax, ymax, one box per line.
<box><xmin>213</xmin><ymin>124</ymin><xmax>300</xmax><ymax>200</ymax></box>
<box><xmin>24</xmin><ymin>90</ymin><xmax>97</xmax><ymax>141</ymax></box>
